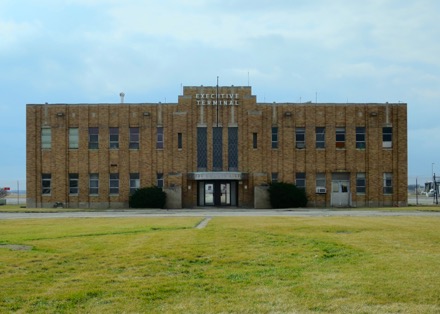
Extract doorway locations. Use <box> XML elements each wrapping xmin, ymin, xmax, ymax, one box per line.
<box><xmin>331</xmin><ymin>173</ymin><xmax>351</xmax><ymax>207</ymax></box>
<box><xmin>198</xmin><ymin>181</ymin><xmax>237</xmax><ymax>206</ymax></box>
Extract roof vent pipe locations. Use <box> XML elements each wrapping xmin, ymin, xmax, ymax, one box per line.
<box><xmin>119</xmin><ymin>92</ymin><xmax>125</xmax><ymax>104</ymax></box>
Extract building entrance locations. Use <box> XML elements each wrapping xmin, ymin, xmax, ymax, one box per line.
<box><xmin>198</xmin><ymin>181</ymin><xmax>238</xmax><ymax>206</ymax></box>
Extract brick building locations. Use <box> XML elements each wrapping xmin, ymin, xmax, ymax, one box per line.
<box><xmin>26</xmin><ymin>85</ymin><xmax>407</xmax><ymax>208</ymax></box>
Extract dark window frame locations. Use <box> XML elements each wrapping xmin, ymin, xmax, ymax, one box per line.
<box><xmin>69</xmin><ymin>173</ymin><xmax>79</xmax><ymax>195</ymax></box>
<box><xmin>109</xmin><ymin>127</ymin><xmax>119</xmax><ymax>149</ymax></box>
<box><xmin>336</xmin><ymin>127</ymin><xmax>346</xmax><ymax>149</ymax></box>
<box><xmin>88</xmin><ymin>127</ymin><xmax>99</xmax><ymax>149</ymax></box>
<box><xmin>296</xmin><ymin>127</ymin><xmax>306</xmax><ymax>149</ymax></box>
<box><xmin>316</xmin><ymin>127</ymin><xmax>325</xmax><ymax>149</ymax></box>
<box><xmin>271</xmin><ymin>127</ymin><xmax>278</xmax><ymax>149</ymax></box>
<box><xmin>356</xmin><ymin>127</ymin><xmax>366</xmax><ymax>149</ymax></box>
<box><xmin>129</xmin><ymin>127</ymin><xmax>140</xmax><ymax>149</ymax></box>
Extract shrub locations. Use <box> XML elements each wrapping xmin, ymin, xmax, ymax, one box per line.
<box><xmin>268</xmin><ymin>182</ymin><xmax>308</xmax><ymax>208</ymax></box>
<box><xmin>129</xmin><ymin>186</ymin><xmax>167</xmax><ymax>209</ymax></box>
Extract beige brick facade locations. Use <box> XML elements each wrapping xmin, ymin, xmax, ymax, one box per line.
<box><xmin>26</xmin><ymin>86</ymin><xmax>407</xmax><ymax>208</ymax></box>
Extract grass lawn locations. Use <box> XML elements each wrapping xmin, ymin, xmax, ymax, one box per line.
<box><xmin>1</xmin><ymin>216</ymin><xmax>439</xmax><ymax>313</ymax></box>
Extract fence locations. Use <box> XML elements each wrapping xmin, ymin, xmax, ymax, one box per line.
<box><xmin>0</xmin><ymin>179</ymin><xmax>26</xmax><ymax>205</ymax></box>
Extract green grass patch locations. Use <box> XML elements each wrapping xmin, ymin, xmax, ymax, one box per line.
<box><xmin>1</xmin><ymin>216</ymin><xmax>439</xmax><ymax>313</ymax></box>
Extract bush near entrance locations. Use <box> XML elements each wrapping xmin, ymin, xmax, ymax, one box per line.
<box><xmin>269</xmin><ymin>182</ymin><xmax>308</xmax><ymax>208</ymax></box>
<box><xmin>129</xmin><ymin>186</ymin><xmax>167</xmax><ymax>209</ymax></box>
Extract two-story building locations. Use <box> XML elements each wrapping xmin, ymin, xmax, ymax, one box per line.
<box><xmin>26</xmin><ymin>85</ymin><xmax>407</xmax><ymax>208</ymax></box>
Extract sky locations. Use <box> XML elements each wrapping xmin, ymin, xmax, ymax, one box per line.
<box><xmin>1</xmin><ymin>0</ymin><xmax>440</xmax><ymax>188</ymax></box>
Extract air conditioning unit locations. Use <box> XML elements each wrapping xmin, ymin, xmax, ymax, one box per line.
<box><xmin>382</xmin><ymin>141</ymin><xmax>392</xmax><ymax>148</ymax></box>
<box><xmin>316</xmin><ymin>187</ymin><xmax>327</xmax><ymax>194</ymax></box>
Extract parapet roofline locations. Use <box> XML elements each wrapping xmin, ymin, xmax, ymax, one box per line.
<box><xmin>27</xmin><ymin>102</ymin><xmax>407</xmax><ymax>107</ymax></box>
<box><xmin>26</xmin><ymin>102</ymin><xmax>179</xmax><ymax>106</ymax></box>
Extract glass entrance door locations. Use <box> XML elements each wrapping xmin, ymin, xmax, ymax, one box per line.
<box><xmin>199</xmin><ymin>181</ymin><xmax>235</xmax><ymax>206</ymax></box>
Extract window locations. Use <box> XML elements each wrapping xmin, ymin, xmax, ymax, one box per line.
<box><xmin>271</xmin><ymin>127</ymin><xmax>278</xmax><ymax>149</ymax></box>
<box><xmin>356</xmin><ymin>173</ymin><xmax>366</xmax><ymax>194</ymax></box>
<box><xmin>316</xmin><ymin>127</ymin><xmax>325</xmax><ymax>149</ymax></box>
<box><xmin>296</xmin><ymin>172</ymin><xmax>306</xmax><ymax>189</ymax></box>
<box><xmin>253</xmin><ymin>133</ymin><xmax>258</xmax><ymax>149</ymax></box>
<box><xmin>316</xmin><ymin>173</ymin><xmax>326</xmax><ymax>188</ymax></box>
<box><xmin>356</xmin><ymin>127</ymin><xmax>366</xmax><ymax>149</ymax></box>
<box><xmin>213</xmin><ymin>127</ymin><xmax>223</xmax><ymax>171</ymax></box>
<box><xmin>41</xmin><ymin>128</ymin><xmax>51</xmax><ymax>149</ymax></box>
<box><xmin>88</xmin><ymin>127</ymin><xmax>99</xmax><ymax>149</ymax></box>
<box><xmin>178</xmin><ymin>132</ymin><xmax>183</xmax><ymax>149</ymax></box>
<box><xmin>89</xmin><ymin>173</ymin><xmax>99</xmax><ymax>195</ymax></box>
<box><xmin>156</xmin><ymin>127</ymin><xmax>164</xmax><ymax>149</ymax></box>
<box><xmin>69</xmin><ymin>128</ymin><xmax>79</xmax><ymax>149</ymax></box>
<box><xmin>336</xmin><ymin>127</ymin><xmax>346</xmax><ymax>148</ymax></box>
<box><xmin>383</xmin><ymin>173</ymin><xmax>393</xmax><ymax>194</ymax></box>
<box><xmin>42</xmin><ymin>173</ymin><xmax>51</xmax><ymax>195</ymax></box>
<box><xmin>197</xmin><ymin>127</ymin><xmax>207</xmax><ymax>171</ymax></box>
<box><xmin>129</xmin><ymin>127</ymin><xmax>140</xmax><ymax>149</ymax></box>
<box><xmin>296</xmin><ymin>127</ymin><xmax>305</xmax><ymax>149</ymax></box>
<box><xmin>109</xmin><ymin>173</ymin><xmax>119</xmax><ymax>194</ymax></box>
<box><xmin>130</xmin><ymin>173</ymin><xmax>140</xmax><ymax>195</ymax></box>
<box><xmin>228</xmin><ymin>127</ymin><xmax>238</xmax><ymax>171</ymax></box>
<box><xmin>69</xmin><ymin>173</ymin><xmax>79</xmax><ymax>195</ymax></box>
<box><xmin>383</xmin><ymin>127</ymin><xmax>392</xmax><ymax>148</ymax></box>
<box><xmin>157</xmin><ymin>173</ymin><xmax>164</xmax><ymax>188</ymax></box>
<box><xmin>271</xmin><ymin>172</ymin><xmax>278</xmax><ymax>183</ymax></box>
<box><xmin>109</xmin><ymin>127</ymin><xmax>119</xmax><ymax>149</ymax></box>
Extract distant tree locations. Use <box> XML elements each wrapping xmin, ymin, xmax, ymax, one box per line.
<box><xmin>0</xmin><ymin>188</ymin><xmax>9</xmax><ymax>199</ymax></box>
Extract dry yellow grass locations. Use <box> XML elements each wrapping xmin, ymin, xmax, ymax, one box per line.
<box><xmin>0</xmin><ymin>216</ymin><xmax>439</xmax><ymax>313</ymax></box>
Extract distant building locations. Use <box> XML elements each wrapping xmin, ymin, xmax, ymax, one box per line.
<box><xmin>26</xmin><ymin>85</ymin><xmax>407</xmax><ymax>208</ymax></box>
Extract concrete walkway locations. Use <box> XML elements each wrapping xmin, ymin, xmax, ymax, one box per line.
<box><xmin>1</xmin><ymin>208</ymin><xmax>440</xmax><ymax>219</ymax></box>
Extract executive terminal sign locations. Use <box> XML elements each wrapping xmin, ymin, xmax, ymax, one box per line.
<box><xmin>195</xmin><ymin>93</ymin><xmax>239</xmax><ymax>106</ymax></box>
<box><xmin>188</xmin><ymin>172</ymin><xmax>248</xmax><ymax>181</ymax></box>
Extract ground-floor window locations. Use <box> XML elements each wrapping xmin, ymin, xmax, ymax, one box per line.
<box><xmin>383</xmin><ymin>173</ymin><xmax>393</xmax><ymax>194</ymax></box>
<box><xmin>42</xmin><ymin>173</ymin><xmax>51</xmax><ymax>195</ymax></box>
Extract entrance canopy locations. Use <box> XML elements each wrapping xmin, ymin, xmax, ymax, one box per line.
<box><xmin>187</xmin><ymin>172</ymin><xmax>248</xmax><ymax>181</ymax></box>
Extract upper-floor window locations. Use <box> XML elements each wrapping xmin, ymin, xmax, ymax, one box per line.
<box><xmin>157</xmin><ymin>127</ymin><xmax>164</xmax><ymax>149</ymax></box>
<box><xmin>109</xmin><ymin>173</ymin><xmax>119</xmax><ymax>195</ymax></box>
<box><xmin>89</xmin><ymin>173</ymin><xmax>99</xmax><ymax>195</ymax></box>
<box><xmin>252</xmin><ymin>133</ymin><xmax>258</xmax><ymax>149</ymax></box>
<box><xmin>316</xmin><ymin>173</ymin><xmax>326</xmax><ymax>189</ymax></box>
<box><xmin>383</xmin><ymin>173</ymin><xmax>393</xmax><ymax>194</ymax></box>
<box><xmin>296</xmin><ymin>127</ymin><xmax>305</xmax><ymax>149</ymax></box>
<box><xmin>316</xmin><ymin>127</ymin><xmax>325</xmax><ymax>149</ymax></box>
<box><xmin>69</xmin><ymin>128</ymin><xmax>79</xmax><ymax>149</ymax></box>
<box><xmin>178</xmin><ymin>133</ymin><xmax>183</xmax><ymax>149</ymax></box>
<box><xmin>42</xmin><ymin>173</ymin><xmax>51</xmax><ymax>195</ymax></box>
<box><xmin>88</xmin><ymin>127</ymin><xmax>99</xmax><ymax>149</ymax></box>
<box><xmin>130</xmin><ymin>173</ymin><xmax>140</xmax><ymax>195</ymax></box>
<box><xmin>69</xmin><ymin>173</ymin><xmax>79</xmax><ymax>195</ymax></box>
<box><xmin>383</xmin><ymin>127</ymin><xmax>392</xmax><ymax>148</ymax></box>
<box><xmin>129</xmin><ymin>127</ymin><xmax>140</xmax><ymax>149</ymax></box>
<box><xmin>356</xmin><ymin>127</ymin><xmax>366</xmax><ymax>149</ymax></box>
<box><xmin>109</xmin><ymin>127</ymin><xmax>119</xmax><ymax>149</ymax></box>
<box><xmin>41</xmin><ymin>128</ymin><xmax>51</xmax><ymax>149</ymax></box>
<box><xmin>296</xmin><ymin>172</ymin><xmax>306</xmax><ymax>189</ymax></box>
<box><xmin>271</xmin><ymin>127</ymin><xmax>278</xmax><ymax>149</ymax></box>
<box><xmin>336</xmin><ymin>127</ymin><xmax>346</xmax><ymax>149</ymax></box>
